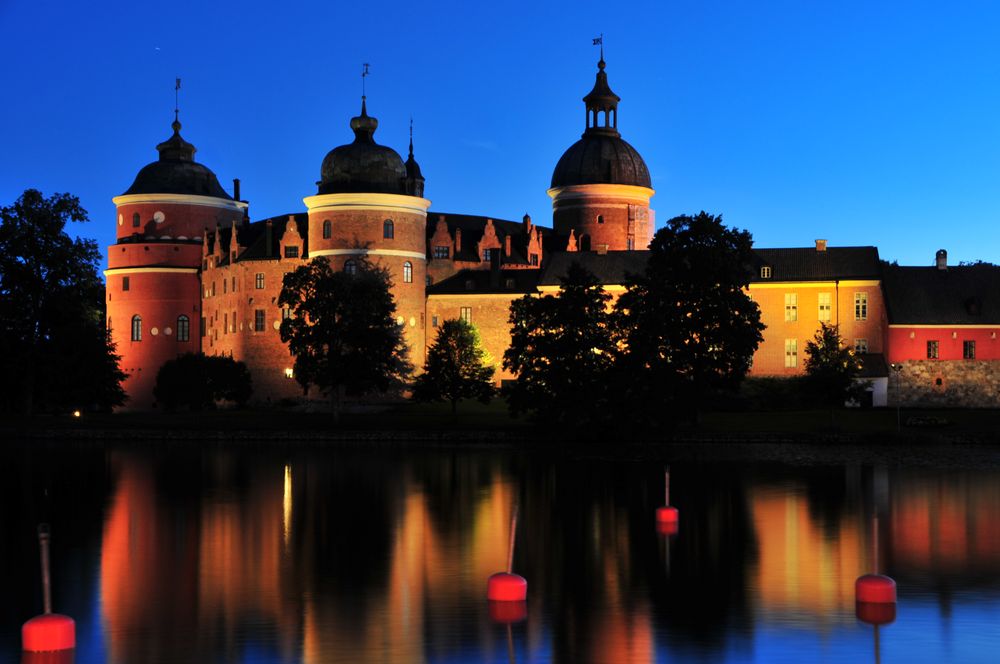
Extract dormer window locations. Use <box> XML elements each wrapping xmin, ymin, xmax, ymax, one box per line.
<box><xmin>433</xmin><ymin>245</ymin><xmax>450</xmax><ymax>259</ymax></box>
<box><xmin>760</xmin><ymin>266</ymin><xmax>772</xmax><ymax>279</ymax></box>
<box><xmin>284</xmin><ymin>246</ymin><xmax>299</xmax><ymax>259</ymax></box>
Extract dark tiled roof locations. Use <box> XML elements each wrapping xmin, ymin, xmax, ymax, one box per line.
<box><xmin>426</xmin><ymin>212</ymin><xmax>552</xmax><ymax>265</ymax></box>
<box><xmin>427</xmin><ymin>268</ymin><xmax>540</xmax><ymax>295</ymax></box>
<box><xmin>751</xmin><ymin>247</ymin><xmax>881</xmax><ymax>282</ymax></box>
<box><xmin>538</xmin><ymin>251</ymin><xmax>649</xmax><ymax>286</ymax></box>
<box><xmin>882</xmin><ymin>264</ymin><xmax>1000</xmax><ymax>325</ymax></box>
<box><xmin>206</xmin><ymin>213</ymin><xmax>309</xmax><ymax>265</ymax></box>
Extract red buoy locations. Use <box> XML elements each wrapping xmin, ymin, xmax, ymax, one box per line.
<box><xmin>655</xmin><ymin>469</ymin><xmax>679</xmax><ymax>535</ymax></box>
<box><xmin>22</xmin><ymin>614</ymin><xmax>76</xmax><ymax>653</ymax></box>
<box><xmin>856</xmin><ymin>601</ymin><xmax>896</xmax><ymax>626</ymax></box>
<box><xmin>22</xmin><ymin>525</ymin><xmax>75</xmax><ymax>653</ymax></box>
<box><xmin>488</xmin><ymin>572</ymin><xmax>528</xmax><ymax>601</ymax></box>
<box><xmin>856</xmin><ymin>574</ymin><xmax>897</xmax><ymax>604</ymax></box>
<box><xmin>488</xmin><ymin>599</ymin><xmax>528</xmax><ymax>623</ymax></box>
<box><xmin>656</xmin><ymin>506</ymin><xmax>679</xmax><ymax>524</ymax></box>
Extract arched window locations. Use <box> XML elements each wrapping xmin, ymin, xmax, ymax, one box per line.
<box><xmin>131</xmin><ymin>315</ymin><xmax>142</xmax><ymax>341</ymax></box>
<box><xmin>403</xmin><ymin>261</ymin><xmax>412</xmax><ymax>283</ymax></box>
<box><xmin>132</xmin><ymin>212</ymin><xmax>140</xmax><ymax>228</ymax></box>
<box><xmin>597</xmin><ymin>214</ymin><xmax>604</xmax><ymax>224</ymax></box>
<box><xmin>177</xmin><ymin>315</ymin><xmax>190</xmax><ymax>342</ymax></box>
<box><xmin>322</xmin><ymin>219</ymin><xmax>332</xmax><ymax>239</ymax></box>
<box><xmin>580</xmin><ymin>234</ymin><xmax>591</xmax><ymax>252</ymax></box>
<box><xmin>383</xmin><ymin>219</ymin><xmax>394</xmax><ymax>239</ymax></box>
<box><xmin>344</xmin><ymin>259</ymin><xmax>357</xmax><ymax>275</ymax></box>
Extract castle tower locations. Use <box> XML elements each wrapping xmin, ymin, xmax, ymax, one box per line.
<box><xmin>107</xmin><ymin>115</ymin><xmax>246</xmax><ymax>409</ymax></box>
<box><xmin>549</xmin><ymin>57</ymin><xmax>655</xmax><ymax>252</ymax></box>
<box><xmin>303</xmin><ymin>97</ymin><xmax>430</xmax><ymax>367</ymax></box>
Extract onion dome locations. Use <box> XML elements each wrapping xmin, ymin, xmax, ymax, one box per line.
<box><xmin>122</xmin><ymin>117</ymin><xmax>233</xmax><ymax>199</ymax></box>
<box><xmin>551</xmin><ymin>58</ymin><xmax>651</xmax><ymax>189</ymax></box>
<box><xmin>318</xmin><ymin>98</ymin><xmax>409</xmax><ymax>195</ymax></box>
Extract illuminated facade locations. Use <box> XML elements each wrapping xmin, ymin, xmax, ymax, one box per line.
<box><xmin>106</xmin><ymin>59</ymin><xmax>999</xmax><ymax>409</ymax></box>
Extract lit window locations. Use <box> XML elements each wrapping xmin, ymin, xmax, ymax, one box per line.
<box><xmin>784</xmin><ymin>338</ymin><xmax>797</xmax><ymax>368</ymax></box>
<box><xmin>284</xmin><ymin>367</ymin><xmax>294</xmax><ymax>379</ymax></box>
<box><xmin>854</xmin><ymin>339</ymin><xmax>868</xmax><ymax>353</ymax></box>
<box><xmin>122</xmin><ymin>276</ymin><xmax>130</xmax><ymax>292</ymax></box>
<box><xmin>255</xmin><ymin>273</ymin><xmax>264</xmax><ymax>289</ymax></box>
<box><xmin>964</xmin><ymin>340</ymin><xmax>976</xmax><ymax>359</ymax></box>
<box><xmin>132</xmin><ymin>212</ymin><xmax>140</xmax><ymax>228</ymax></box>
<box><xmin>383</xmin><ymin>219</ymin><xmax>394</xmax><ymax>239</ymax></box>
<box><xmin>433</xmin><ymin>245</ymin><xmax>450</xmax><ymax>259</ymax></box>
<box><xmin>344</xmin><ymin>259</ymin><xmax>357</xmax><ymax>275</ymax></box>
<box><xmin>460</xmin><ymin>307</ymin><xmax>472</xmax><ymax>323</ymax></box>
<box><xmin>483</xmin><ymin>248</ymin><xmax>495</xmax><ymax>261</ymax></box>
<box><xmin>131</xmin><ymin>315</ymin><xmax>142</xmax><ymax>341</ymax></box>
<box><xmin>403</xmin><ymin>261</ymin><xmax>413</xmax><ymax>283</ymax></box>
<box><xmin>322</xmin><ymin>219</ymin><xmax>331</xmax><ymax>239</ymax></box>
<box><xmin>760</xmin><ymin>266</ymin><xmax>771</xmax><ymax>279</ymax></box>
<box><xmin>177</xmin><ymin>315</ymin><xmax>190</xmax><ymax>342</ymax></box>
<box><xmin>818</xmin><ymin>292</ymin><xmax>831</xmax><ymax>322</ymax></box>
<box><xmin>284</xmin><ymin>246</ymin><xmax>299</xmax><ymax>259</ymax></box>
<box><xmin>784</xmin><ymin>293</ymin><xmax>798</xmax><ymax>322</ymax></box>
<box><xmin>282</xmin><ymin>307</ymin><xmax>292</xmax><ymax>321</ymax></box>
<box><xmin>927</xmin><ymin>340</ymin><xmax>939</xmax><ymax>359</ymax></box>
<box><xmin>855</xmin><ymin>292</ymin><xmax>868</xmax><ymax>321</ymax></box>
<box><xmin>255</xmin><ymin>309</ymin><xmax>265</xmax><ymax>332</ymax></box>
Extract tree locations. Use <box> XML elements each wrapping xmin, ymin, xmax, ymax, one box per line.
<box><xmin>412</xmin><ymin>318</ymin><xmax>496</xmax><ymax>414</ymax></box>
<box><xmin>615</xmin><ymin>212</ymin><xmax>764</xmax><ymax>430</ymax></box>
<box><xmin>154</xmin><ymin>353</ymin><xmax>253</xmax><ymax>410</ymax></box>
<box><xmin>503</xmin><ymin>262</ymin><xmax>618</xmax><ymax>428</ymax></box>
<box><xmin>803</xmin><ymin>322</ymin><xmax>867</xmax><ymax>414</ymax></box>
<box><xmin>278</xmin><ymin>256</ymin><xmax>411</xmax><ymax>420</ymax></box>
<box><xmin>0</xmin><ymin>189</ymin><xmax>126</xmax><ymax>413</ymax></box>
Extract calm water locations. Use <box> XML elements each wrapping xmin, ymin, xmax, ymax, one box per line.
<box><xmin>2</xmin><ymin>441</ymin><xmax>1000</xmax><ymax>663</ymax></box>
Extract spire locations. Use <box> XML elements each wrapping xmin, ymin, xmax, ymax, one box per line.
<box><xmin>351</xmin><ymin>64</ymin><xmax>378</xmax><ymax>142</ymax></box>
<box><xmin>157</xmin><ymin>78</ymin><xmax>196</xmax><ymax>161</ymax></box>
<box><xmin>583</xmin><ymin>53</ymin><xmax>621</xmax><ymax>137</ymax></box>
<box><xmin>404</xmin><ymin>115</ymin><xmax>424</xmax><ymax>196</ymax></box>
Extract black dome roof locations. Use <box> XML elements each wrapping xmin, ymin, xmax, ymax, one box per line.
<box><xmin>318</xmin><ymin>100</ymin><xmax>409</xmax><ymax>196</ymax></box>
<box><xmin>551</xmin><ymin>134</ymin><xmax>651</xmax><ymax>188</ymax></box>
<box><xmin>550</xmin><ymin>58</ymin><xmax>651</xmax><ymax>190</ymax></box>
<box><xmin>122</xmin><ymin>119</ymin><xmax>232</xmax><ymax>199</ymax></box>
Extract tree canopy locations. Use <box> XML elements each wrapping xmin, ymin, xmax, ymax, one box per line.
<box><xmin>0</xmin><ymin>189</ymin><xmax>126</xmax><ymax>413</ymax></box>
<box><xmin>412</xmin><ymin>318</ymin><xmax>496</xmax><ymax>413</ymax></box>
<box><xmin>615</xmin><ymin>212</ymin><xmax>764</xmax><ymax>429</ymax></box>
<box><xmin>803</xmin><ymin>322</ymin><xmax>867</xmax><ymax>409</ymax></box>
<box><xmin>154</xmin><ymin>353</ymin><xmax>253</xmax><ymax>410</ymax></box>
<box><xmin>503</xmin><ymin>261</ymin><xmax>618</xmax><ymax>428</ymax></box>
<box><xmin>278</xmin><ymin>256</ymin><xmax>411</xmax><ymax>419</ymax></box>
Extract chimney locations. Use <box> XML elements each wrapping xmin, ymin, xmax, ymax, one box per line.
<box><xmin>936</xmin><ymin>249</ymin><xmax>947</xmax><ymax>271</ymax></box>
<box><xmin>455</xmin><ymin>228</ymin><xmax>462</xmax><ymax>253</ymax></box>
<box><xmin>504</xmin><ymin>235</ymin><xmax>512</xmax><ymax>257</ymax></box>
<box><xmin>523</xmin><ymin>213</ymin><xmax>532</xmax><ymax>234</ymax></box>
<box><xmin>815</xmin><ymin>239</ymin><xmax>827</xmax><ymax>252</ymax></box>
<box><xmin>233</xmin><ymin>178</ymin><xmax>241</xmax><ymax>201</ymax></box>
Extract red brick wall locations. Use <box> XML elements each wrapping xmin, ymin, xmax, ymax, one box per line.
<box><xmin>115</xmin><ymin>202</ymin><xmax>241</xmax><ymax>243</ymax></box>
<box><xmin>552</xmin><ymin>193</ymin><xmax>653</xmax><ymax>251</ymax></box>
<box><xmin>425</xmin><ymin>295</ymin><xmax>519</xmax><ymax>382</ymax></box>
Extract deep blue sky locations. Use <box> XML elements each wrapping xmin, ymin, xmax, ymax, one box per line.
<box><xmin>2</xmin><ymin>0</ymin><xmax>999</xmax><ymax>266</ymax></box>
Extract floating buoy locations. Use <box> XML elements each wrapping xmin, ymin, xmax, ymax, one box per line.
<box><xmin>856</xmin><ymin>512</ymin><xmax>897</xmax><ymax>630</ymax></box>
<box><xmin>856</xmin><ymin>600</ymin><xmax>896</xmax><ymax>626</ymax></box>
<box><xmin>655</xmin><ymin>469</ymin><xmax>679</xmax><ymax>535</ymax></box>
<box><xmin>488</xmin><ymin>598</ymin><xmax>527</xmax><ymax>623</ymax></box>
<box><xmin>22</xmin><ymin>525</ymin><xmax>75</xmax><ymax>653</ymax></box>
<box><xmin>488</xmin><ymin>504</ymin><xmax>528</xmax><ymax>613</ymax></box>
<box><xmin>856</xmin><ymin>574</ymin><xmax>897</xmax><ymax>604</ymax></box>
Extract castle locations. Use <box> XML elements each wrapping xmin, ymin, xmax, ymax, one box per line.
<box><xmin>106</xmin><ymin>58</ymin><xmax>1000</xmax><ymax>410</ymax></box>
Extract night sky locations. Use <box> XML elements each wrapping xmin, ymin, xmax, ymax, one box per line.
<box><xmin>2</xmin><ymin>0</ymin><xmax>999</xmax><ymax>266</ymax></box>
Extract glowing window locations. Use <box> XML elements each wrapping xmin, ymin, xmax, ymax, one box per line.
<box><xmin>255</xmin><ymin>273</ymin><xmax>264</xmax><ymax>289</ymax></box>
<box><xmin>854</xmin><ymin>292</ymin><xmax>868</xmax><ymax>321</ymax></box>
<box><xmin>854</xmin><ymin>339</ymin><xmax>868</xmax><ymax>353</ymax></box>
<box><xmin>760</xmin><ymin>266</ymin><xmax>771</xmax><ymax>279</ymax></box>
<box><xmin>784</xmin><ymin>339</ymin><xmax>797</xmax><ymax>368</ymax></box>
<box><xmin>131</xmin><ymin>315</ymin><xmax>142</xmax><ymax>341</ymax></box>
<box><xmin>784</xmin><ymin>293</ymin><xmax>798</xmax><ymax>322</ymax></box>
<box><xmin>818</xmin><ymin>293</ymin><xmax>831</xmax><ymax>322</ymax></box>
<box><xmin>403</xmin><ymin>261</ymin><xmax>413</xmax><ymax>283</ymax></box>
<box><xmin>460</xmin><ymin>307</ymin><xmax>472</xmax><ymax>323</ymax></box>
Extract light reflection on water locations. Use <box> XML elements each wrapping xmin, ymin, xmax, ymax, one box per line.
<box><xmin>2</xmin><ymin>445</ymin><xmax>1000</xmax><ymax>663</ymax></box>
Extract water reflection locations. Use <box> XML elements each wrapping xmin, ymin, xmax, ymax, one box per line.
<box><xmin>3</xmin><ymin>445</ymin><xmax>1000</xmax><ymax>663</ymax></box>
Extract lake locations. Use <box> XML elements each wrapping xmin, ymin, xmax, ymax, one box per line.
<box><xmin>2</xmin><ymin>440</ymin><xmax>999</xmax><ymax>663</ymax></box>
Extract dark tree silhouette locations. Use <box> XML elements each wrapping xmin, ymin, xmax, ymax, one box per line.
<box><xmin>154</xmin><ymin>353</ymin><xmax>253</xmax><ymax>410</ymax></box>
<box><xmin>278</xmin><ymin>256</ymin><xmax>411</xmax><ymax>420</ymax></box>
<box><xmin>503</xmin><ymin>262</ymin><xmax>618</xmax><ymax>428</ymax></box>
<box><xmin>412</xmin><ymin>318</ymin><xmax>495</xmax><ymax>414</ymax></box>
<box><xmin>615</xmin><ymin>212</ymin><xmax>764</xmax><ymax>429</ymax></box>
<box><xmin>803</xmin><ymin>322</ymin><xmax>867</xmax><ymax>415</ymax></box>
<box><xmin>0</xmin><ymin>189</ymin><xmax>126</xmax><ymax>413</ymax></box>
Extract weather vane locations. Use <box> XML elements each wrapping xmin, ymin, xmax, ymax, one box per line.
<box><xmin>362</xmin><ymin>63</ymin><xmax>370</xmax><ymax>98</ymax></box>
<box><xmin>174</xmin><ymin>77</ymin><xmax>181</xmax><ymax>122</ymax></box>
<box><xmin>592</xmin><ymin>34</ymin><xmax>604</xmax><ymax>60</ymax></box>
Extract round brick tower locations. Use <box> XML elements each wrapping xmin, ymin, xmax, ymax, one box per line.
<box><xmin>303</xmin><ymin>98</ymin><xmax>430</xmax><ymax>368</ymax></box>
<box><xmin>107</xmin><ymin>115</ymin><xmax>246</xmax><ymax>409</ymax></box>
<box><xmin>549</xmin><ymin>56</ymin><xmax>655</xmax><ymax>252</ymax></box>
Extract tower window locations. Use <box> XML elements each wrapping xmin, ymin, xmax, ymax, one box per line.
<box><xmin>177</xmin><ymin>315</ymin><xmax>190</xmax><ymax>342</ymax></box>
<box><xmin>131</xmin><ymin>315</ymin><xmax>142</xmax><ymax>342</ymax></box>
<box><xmin>322</xmin><ymin>219</ymin><xmax>332</xmax><ymax>239</ymax></box>
<box><xmin>344</xmin><ymin>259</ymin><xmax>357</xmax><ymax>275</ymax></box>
<box><xmin>597</xmin><ymin>214</ymin><xmax>604</xmax><ymax>224</ymax></box>
<box><xmin>403</xmin><ymin>261</ymin><xmax>413</xmax><ymax>283</ymax></box>
<box><xmin>132</xmin><ymin>212</ymin><xmax>140</xmax><ymax>228</ymax></box>
<box><xmin>122</xmin><ymin>276</ymin><xmax>130</xmax><ymax>291</ymax></box>
<box><xmin>383</xmin><ymin>219</ymin><xmax>394</xmax><ymax>239</ymax></box>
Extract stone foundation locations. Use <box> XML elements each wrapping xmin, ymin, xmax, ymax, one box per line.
<box><xmin>889</xmin><ymin>360</ymin><xmax>1000</xmax><ymax>408</ymax></box>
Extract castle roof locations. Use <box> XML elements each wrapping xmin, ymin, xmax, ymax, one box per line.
<box><xmin>426</xmin><ymin>268</ymin><xmax>540</xmax><ymax>295</ymax></box>
<box><xmin>427</xmin><ymin>212</ymin><xmax>552</xmax><ymax>266</ymax></box>
<box><xmin>751</xmin><ymin>246</ymin><xmax>881</xmax><ymax>282</ymax></box>
<box><xmin>882</xmin><ymin>264</ymin><xmax>1000</xmax><ymax>325</ymax></box>
<box><xmin>123</xmin><ymin>118</ymin><xmax>233</xmax><ymax>199</ymax></box>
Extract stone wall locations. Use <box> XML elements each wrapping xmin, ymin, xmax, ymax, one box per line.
<box><xmin>889</xmin><ymin>360</ymin><xmax>1000</xmax><ymax>408</ymax></box>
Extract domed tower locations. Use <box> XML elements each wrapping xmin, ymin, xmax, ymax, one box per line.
<box><xmin>304</xmin><ymin>98</ymin><xmax>430</xmax><ymax>367</ymax></box>
<box><xmin>549</xmin><ymin>57</ymin><xmax>654</xmax><ymax>252</ymax></box>
<box><xmin>107</xmin><ymin>115</ymin><xmax>246</xmax><ymax>409</ymax></box>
